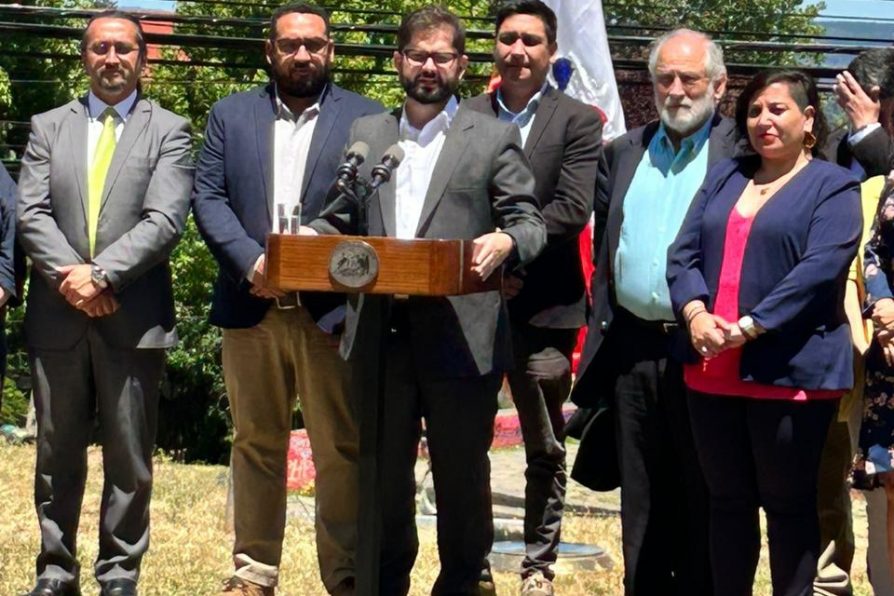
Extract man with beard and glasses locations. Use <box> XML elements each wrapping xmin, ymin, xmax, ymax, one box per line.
<box><xmin>570</xmin><ymin>28</ymin><xmax>740</xmax><ymax>596</ymax></box>
<box><xmin>305</xmin><ymin>6</ymin><xmax>545</xmax><ymax>594</ymax></box>
<box><xmin>17</xmin><ymin>10</ymin><xmax>193</xmax><ymax>596</ymax></box>
<box><xmin>191</xmin><ymin>3</ymin><xmax>383</xmax><ymax>595</ymax></box>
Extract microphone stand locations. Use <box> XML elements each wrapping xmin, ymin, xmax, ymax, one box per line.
<box><xmin>334</xmin><ymin>172</ymin><xmax>385</xmax><ymax>596</ymax></box>
<box><xmin>337</xmin><ymin>176</ymin><xmax>374</xmax><ymax>237</ymax></box>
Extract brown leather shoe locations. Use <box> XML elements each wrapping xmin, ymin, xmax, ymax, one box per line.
<box><xmin>220</xmin><ymin>577</ymin><xmax>274</xmax><ymax>596</ymax></box>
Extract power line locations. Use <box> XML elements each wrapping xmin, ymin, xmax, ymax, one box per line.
<box><xmin>0</xmin><ymin>19</ymin><xmax>880</xmax><ymax>60</ymax></box>
<box><xmin>2</xmin><ymin>4</ymin><xmax>892</xmax><ymax>46</ymax></box>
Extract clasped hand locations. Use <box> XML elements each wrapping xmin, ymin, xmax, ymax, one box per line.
<box><xmin>57</xmin><ymin>264</ymin><xmax>119</xmax><ymax>318</ymax></box>
<box><xmin>689</xmin><ymin>311</ymin><xmax>746</xmax><ymax>359</ymax></box>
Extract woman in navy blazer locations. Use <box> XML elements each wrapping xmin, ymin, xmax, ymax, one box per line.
<box><xmin>667</xmin><ymin>70</ymin><xmax>861</xmax><ymax>595</ymax></box>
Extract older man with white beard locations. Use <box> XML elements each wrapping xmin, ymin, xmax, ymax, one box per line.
<box><xmin>570</xmin><ymin>28</ymin><xmax>740</xmax><ymax>596</ymax></box>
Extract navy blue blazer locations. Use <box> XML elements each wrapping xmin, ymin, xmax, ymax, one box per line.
<box><xmin>192</xmin><ymin>84</ymin><xmax>384</xmax><ymax>329</ymax></box>
<box><xmin>667</xmin><ymin>156</ymin><xmax>862</xmax><ymax>391</ymax></box>
<box><xmin>0</xmin><ymin>165</ymin><xmax>17</xmax><ymax>301</ymax></box>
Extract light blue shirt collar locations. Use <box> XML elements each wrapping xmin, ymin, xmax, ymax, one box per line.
<box><xmin>652</xmin><ymin>116</ymin><xmax>713</xmax><ymax>172</ymax></box>
<box><xmin>87</xmin><ymin>89</ymin><xmax>137</xmax><ymax>122</ymax></box>
<box><xmin>495</xmin><ymin>82</ymin><xmax>549</xmax><ymax>127</ymax></box>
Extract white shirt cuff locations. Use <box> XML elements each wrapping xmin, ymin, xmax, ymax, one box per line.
<box><xmin>848</xmin><ymin>122</ymin><xmax>882</xmax><ymax>147</ymax></box>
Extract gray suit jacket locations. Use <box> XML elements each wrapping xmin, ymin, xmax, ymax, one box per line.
<box><xmin>17</xmin><ymin>96</ymin><xmax>193</xmax><ymax>350</ymax></box>
<box><xmin>465</xmin><ymin>88</ymin><xmax>603</xmax><ymax>329</ymax></box>
<box><xmin>312</xmin><ymin>105</ymin><xmax>546</xmax><ymax>378</ymax></box>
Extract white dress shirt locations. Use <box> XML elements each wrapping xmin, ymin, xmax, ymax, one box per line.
<box><xmin>394</xmin><ymin>96</ymin><xmax>459</xmax><ymax>239</ymax></box>
<box><xmin>87</xmin><ymin>90</ymin><xmax>137</xmax><ymax>166</ymax></box>
<box><xmin>272</xmin><ymin>89</ymin><xmax>320</xmax><ymax>234</ymax></box>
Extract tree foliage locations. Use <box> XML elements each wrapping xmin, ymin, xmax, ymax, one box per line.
<box><xmin>0</xmin><ymin>0</ymin><xmax>829</xmax><ymax>460</ymax></box>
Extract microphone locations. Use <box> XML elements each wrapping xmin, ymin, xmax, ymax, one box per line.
<box><xmin>369</xmin><ymin>145</ymin><xmax>405</xmax><ymax>191</ymax></box>
<box><xmin>335</xmin><ymin>141</ymin><xmax>370</xmax><ymax>189</ymax></box>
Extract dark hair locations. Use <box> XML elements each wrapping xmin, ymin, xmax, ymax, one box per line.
<box><xmin>734</xmin><ymin>69</ymin><xmax>828</xmax><ymax>157</ymax></box>
<box><xmin>848</xmin><ymin>48</ymin><xmax>894</xmax><ymax>101</ymax></box>
<box><xmin>494</xmin><ymin>0</ymin><xmax>557</xmax><ymax>45</ymax></box>
<box><xmin>396</xmin><ymin>5</ymin><xmax>465</xmax><ymax>54</ymax></box>
<box><xmin>268</xmin><ymin>3</ymin><xmax>331</xmax><ymax>41</ymax></box>
<box><xmin>80</xmin><ymin>10</ymin><xmax>147</xmax><ymax>60</ymax></box>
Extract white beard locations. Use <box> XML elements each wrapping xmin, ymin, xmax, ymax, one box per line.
<box><xmin>658</xmin><ymin>90</ymin><xmax>716</xmax><ymax>137</ymax></box>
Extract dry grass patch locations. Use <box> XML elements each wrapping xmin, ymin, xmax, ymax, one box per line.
<box><xmin>0</xmin><ymin>442</ymin><xmax>877</xmax><ymax>595</ymax></box>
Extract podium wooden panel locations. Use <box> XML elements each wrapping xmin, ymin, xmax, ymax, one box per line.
<box><xmin>265</xmin><ymin>234</ymin><xmax>501</xmax><ymax>295</ymax></box>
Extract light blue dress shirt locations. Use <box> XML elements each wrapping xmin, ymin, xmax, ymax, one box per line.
<box><xmin>495</xmin><ymin>83</ymin><xmax>549</xmax><ymax>146</ymax></box>
<box><xmin>614</xmin><ymin>118</ymin><xmax>713</xmax><ymax>321</ymax></box>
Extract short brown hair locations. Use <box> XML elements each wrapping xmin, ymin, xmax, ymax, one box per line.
<box><xmin>397</xmin><ymin>5</ymin><xmax>465</xmax><ymax>54</ymax></box>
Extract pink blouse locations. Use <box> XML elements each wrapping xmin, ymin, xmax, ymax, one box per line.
<box><xmin>684</xmin><ymin>208</ymin><xmax>841</xmax><ymax>400</ymax></box>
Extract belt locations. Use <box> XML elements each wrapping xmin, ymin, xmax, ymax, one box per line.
<box><xmin>274</xmin><ymin>293</ymin><xmax>300</xmax><ymax>309</ymax></box>
<box><xmin>615</xmin><ymin>306</ymin><xmax>678</xmax><ymax>334</ymax></box>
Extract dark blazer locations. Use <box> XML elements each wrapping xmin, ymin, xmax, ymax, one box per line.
<box><xmin>823</xmin><ymin>125</ymin><xmax>893</xmax><ymax>180</ymax></box>
<box><xmin>571</xmin><ymin>114</ymin><xmax>740</xmax><ymax>404</ymax></box>
<box><xmin>311</xmin><ymin>106</ymin><xmax>547</xmax><ymax>378</ymax></box>
<box><xmin>192</xmin><ymin>83</ymin><xmax>384</xmax><ymax>329</ymax></box>
<box><xmin>667</xmin><ymin>156</ymin><xmax>861</xmax><ymax>391</ymax></box>
<box><xmin>17</xmin><ymin>97</ymin><xmax>193</xmax><ymax>350</ymax></box>
<box><xmin>0</xmin><ymin>165</ymin><xmax>18</xmax><ymax>302</ymax></box>
<box><xmin>464</xmin><ymin>88</ymin><xmax>603</xmax><ymax>328</ymax></box>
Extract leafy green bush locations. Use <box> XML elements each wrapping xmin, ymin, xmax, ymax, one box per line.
<box><xmin>156</xmin><ymin>218</ymin><xmax>232</xmax><ymax>464</ymax></box>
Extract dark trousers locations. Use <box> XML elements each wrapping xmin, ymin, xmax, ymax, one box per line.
<box><xmin>30</xmin><ymin>327</ymin><xmax>165</xmax><ymax>586</ymax></box>
<box><xmin>377</xmin><ymin>320</ymin><xmax>501</xmax><ymax>596</ymax></box>
<box><xmin>609</xmin><ymin>312</ymin><xmax>712</xmax><ymax>596</ymax></box>
<box><xmin>688</xmin><ymin>392</ymin><xmax>836</xmax><ymax>596</ymax></box>
<box><xmin>505</xmin><ymin>322</ymin><xmax>578</xmax><ymax>581</ymax></box>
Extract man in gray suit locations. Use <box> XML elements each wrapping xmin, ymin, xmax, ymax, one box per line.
<box><xmin>308</xmin><ymin>6</ymin><xmax>545</xmax><ymax>594</ymax></box>
<box><xmin>16</xmin><ymin>11</ymin><xmax>193</xmax><ymax>596</ymax></box>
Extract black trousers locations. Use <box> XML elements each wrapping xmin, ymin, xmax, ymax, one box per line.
<box><xmin>608</xmin><ymin>311</ymin><xmax>712</xmax><ymax>596</ymax></box>
<box><xmin>376</xmin><ymin>315</ymin><xmax>501</xmax><ymax>596</ymax></box>
<box><xmin>505</xmin><ymin>322</ymin><xmax>579</xmax><ymax>581</ymax></box>
<box><xmin>688</xmin><ymin>391</ymin><xmax>836</xmax><ymax>596</ymax></box>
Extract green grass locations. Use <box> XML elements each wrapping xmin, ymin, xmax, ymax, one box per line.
<box><xmin>0</xmin><ymin>441</ymin><xmax>876</xmax><ymax>595</ymax></box>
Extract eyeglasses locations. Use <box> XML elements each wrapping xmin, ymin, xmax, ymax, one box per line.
<box><xmin>497</xmin><ymin>32</ymin><xmax>546</xmax><ymax>47</ymax></box>
<box><xmin>654</xmin><ymin>71</ymin><xmax>708</xmax><ymax>90</ymax></box>
<box><xmin>88</xmin><ymin>41</ymin><xmax>139</xmax><ymax>56</ymax></box>
<box><xmin>401</xmin><ymin>49</ymin><xmax>458</xmax><ymax>66</ymax></box>
<box><xmin>275</xmin><ymin>37</ymin><xmax>330</xmax><ymax>56</ymax></box>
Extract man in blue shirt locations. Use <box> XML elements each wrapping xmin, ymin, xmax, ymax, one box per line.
<box><xmin>571</xmin><ymin>29</ymin><xmax>740</xmax><ymax>596</ymax></box>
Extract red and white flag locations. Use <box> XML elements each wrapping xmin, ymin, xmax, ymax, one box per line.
<box><xmin>542</xmin><ymin>0</ymin><xmax>626</xmax><ymax>140</ymax></box>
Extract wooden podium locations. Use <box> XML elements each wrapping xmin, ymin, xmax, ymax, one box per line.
<box><xmin>265</xmin><ymin>232</ymin><xmax>500</xmax><ymax>596</ymax></box>
<box><xmin>265</xmin><ymin>234</ymin><xmax>501</xmax><ymax>295</ymax></box>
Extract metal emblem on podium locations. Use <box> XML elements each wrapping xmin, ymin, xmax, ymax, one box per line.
<box><xmin>329</xmin><ymin>240</ymin><xmax>379</xmax><ymax>289</ymax></box>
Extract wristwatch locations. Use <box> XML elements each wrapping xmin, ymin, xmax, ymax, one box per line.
<box><xmin>738</xmin><ymin>315</ymin><xmax>761</xmax><ymax>340</ymax></box>
<box><xmin>91</xmin><ymin>264</ymin><xmax>109</xmax><ymax>289</ymax></box>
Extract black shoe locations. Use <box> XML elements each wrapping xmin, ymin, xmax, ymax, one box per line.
<box><xmin>98</xmin><ymin>580</ymin><xmax>137</xmax><ymax>596</ymax></box>
<box><xmin>22</xmin><ymin>579</ymin><xmax>81</xmax><ymax>596</ymax></box>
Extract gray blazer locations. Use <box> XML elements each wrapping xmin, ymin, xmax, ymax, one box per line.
<box><xmin>17</xmin><ymin>96</ymin><xmax>193</xmax><ymax>350</ymax></box>
<box><xmin>312</xmin><ymin>105</ymin><xmax>546</xmax><ymax>378</ymax></box>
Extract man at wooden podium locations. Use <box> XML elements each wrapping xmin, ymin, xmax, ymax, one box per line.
<box><xmin>307</xmin><ymin>6</ymin><xmax>546</xmax><ymax>594</ymax></box>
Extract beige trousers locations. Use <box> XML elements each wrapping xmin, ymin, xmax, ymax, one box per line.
<box><xmin>223</xmin><ymin>306</ymin><xmax>358</xmax><ymax>592</ymax></box>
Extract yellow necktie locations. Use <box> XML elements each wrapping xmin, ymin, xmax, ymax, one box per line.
<box><xmin>88</xmin><ymin>107</ymin><xmax>117</xmax><ymax>256</ymax></box>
